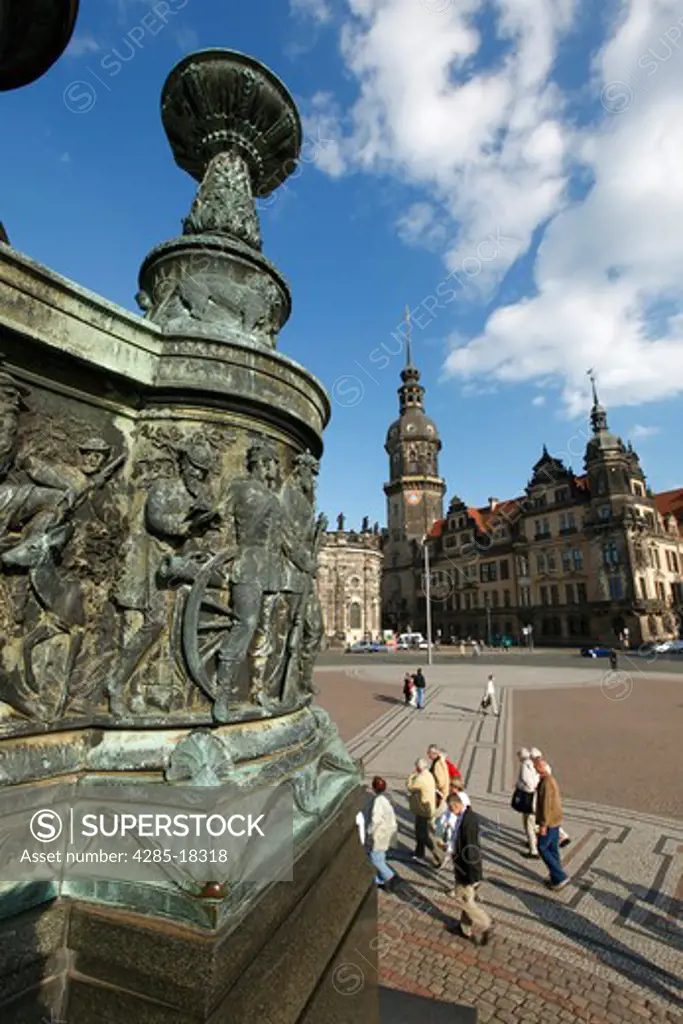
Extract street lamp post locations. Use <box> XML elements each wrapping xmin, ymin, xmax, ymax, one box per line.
<box><xmin>424</xmin><ymin>538</ymin><xmax>433</xmax><ymax>666</ymax></box>
<box><xmin>485</xmin><ymin>593</ymin><xmax>492</xmax><ymax>647</ymax></box>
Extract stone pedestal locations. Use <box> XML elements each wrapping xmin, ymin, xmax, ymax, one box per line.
<box><xmin>1</xmin><ymin>789</ymin><xmax>378</xmax><ymax>1024</ymax></box>
<box><xmin>0</xmin><ymin>47</ymin><xmax>379</xmax><ymax>1024</ymax></box>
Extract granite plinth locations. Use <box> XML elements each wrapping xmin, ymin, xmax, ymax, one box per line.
<box><xmin>0</xmin><ymin>787</ymin><xmax>379</xmax><ymax>1024</ymax></box>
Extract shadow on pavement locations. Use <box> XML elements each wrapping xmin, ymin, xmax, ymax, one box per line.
<box><xmin>589</xmin><ymin>866</ymin><xmax>683</xmax><ymax>952</ymax></box>
<box><xmin>380</xmin><ymin>987</ymin><xmax>476</xmax><ymax>1023</ymax></box>
<box><xmin>496</xmin><ymin>878</ymin><xmax>683</xmax><ymax>1008</ymax></box>
<box><xmin>374</xmin><ymin>694</ymin><xmax>406</xmax><ymax>705</ymax></box>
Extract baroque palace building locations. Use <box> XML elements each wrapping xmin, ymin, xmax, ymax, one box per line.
<box><xmin>382</xmin><ymin>346</ymin><xmax>683</xmax><ymax>646</ymax></box>
<box><xmin>317</xmin><ymin>515</ymin><xmax>383</xmax><ymax>646</ymax></box>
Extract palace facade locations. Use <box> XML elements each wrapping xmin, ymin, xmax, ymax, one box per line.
<box><xmin>381</xmin><ymin>344</ymin><xmax>683</xmax><ymax>647</ymax></box>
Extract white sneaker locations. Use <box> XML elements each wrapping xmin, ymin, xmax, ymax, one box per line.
<box><xmin>550</xmin><ymin>877</ymin><xmax>570</xmax><ymax>891</ymax></box>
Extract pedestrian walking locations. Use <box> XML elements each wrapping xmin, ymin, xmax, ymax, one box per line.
<box><xmin>609</xmin><ymin>648</ymin><xmax>618</xmax><ymax>671</ymax></box>
<box><xmin>448</xmin><ymin>777</ymin><xmax>471</xmax><ymax>807</ymax></box>
<box><xmin>533</xmin><ymin>757</ymin><xmax>570</xmax><ymax>890</ymax></box>
<box><xmin>427</xmin><ymin>744</ymin><xmax>450</xmax><ymax>810</ymax></box>
<box><xmin>402</xmin><ymin>672</ymin><xmax>414</xmax><ymax>706</ymax></box>
<box><xmin>459</xmin><ymin>640</ymin><xmax>466</xmax><ymax>657</ymax></box>
<box><xmin>480</xmin><ymin>673</ymin><xmax>498</xmax><ymax>715</ymax></box>
<box><xmin>413</xmin><ymin>667</ymin><xmax>426</xmax><ymax>710</ymax></box>
<box><xmin>365</xmin><ymin>776</ymin><xmax>399</xmax><ymax>892</ymax></box>
<box><xmin>513</xmin><ymin>747</ymin><xmax>539</xmax><ymax>857</ymax></box>
<box><xmin>531</xmin><ymin>748</ymin><xmax>571</xmax><ymax>847</ymax></box>
<box><xmin>436</xmin><ymin>779</ymin><xmax>471</xmax><ymax>859</ymax></box>
<box><xmin>446</xmin><ymin>793</ymin><xmax>493</xmax><ymax>945</ymax></box>
<box><xmin>406</xmin><ymin>759</ymin><xmax>443</xmax><ymax>867</ymax></box>
<box><xmin>445</xmin><ymin>752</ymin><xmax>462</xmax><ymax>781</ymax></box>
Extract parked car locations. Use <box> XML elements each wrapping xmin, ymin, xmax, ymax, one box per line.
<box><xmin>580</xmin><ymin>645</ymin><xmax>612</xmax><ymax>658</ymax></box>
<box><xmin>652</xmin><ymin>639</ymin><xmax>683</xmax><ymax>654</ymax></box>
<box><xmin>396</xmin><ymin>632</ymin><xmax>429</xmax><ymax>650</ymax></box>
<box><xmin>345</xmin><ymin>640</ymin><xmax>380</xmax><ymax>654</ymax></box>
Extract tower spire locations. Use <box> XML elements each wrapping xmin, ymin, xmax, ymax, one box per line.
<box><xmin>404</xmin><ymin>305</ymin><xmax>413</xmax><ymax>369</ymax></box>
<box><xmin>587</xmin><ymin>368</ymin><xmax>608</xmax><ymax>434</ymax></box>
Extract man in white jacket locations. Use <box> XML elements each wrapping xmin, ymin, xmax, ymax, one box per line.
<box><xmin>366</xmin><ymin>776</ymin><xmax>399</xmax><ymax>891</ymax></box>
<box><xmin>516</xmin><ymin>747</ymin><xmax>540</xmax><ymax>857</ymax></box>
<box><xmin>481</xmin><ymin>673</ymin><xmax>498</xmax><ymax>716</ymax></box>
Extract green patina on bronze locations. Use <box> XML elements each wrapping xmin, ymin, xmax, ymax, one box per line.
<box><xmin>0</xmin><ymin>49</ymin><xmax>359</xmax><ymax>931</ymax></box>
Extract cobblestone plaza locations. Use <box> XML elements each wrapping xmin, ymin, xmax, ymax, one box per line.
<box><xmin>315</xmin><ymin>658</ymin><xmax>683</xmax><ymax>1023</ymax></box>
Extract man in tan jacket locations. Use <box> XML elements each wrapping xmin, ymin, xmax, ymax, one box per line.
<box><xmin>406</xmin><ymin>759</ymin><xmax>443</xmax><ymax>867</ymax></box>
<box><xmin>427</xmin><ymin>744</ymin><xmax>450</xmax><ymax>810</ymax></box>
<box><xmin>534</xmin><ymin>757</ymin><xmax>569</xmax><ymax>891</ymax></box>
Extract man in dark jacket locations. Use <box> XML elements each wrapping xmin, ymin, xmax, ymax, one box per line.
<box><xmin>413</xmin><ymin>667</ymin><xmax>426</xmax><ymax>710</ymax></box>
<box><xmin>447</xmin><ymin>793</ymin><xmax>492</xmax><ymax>945</ymax></box>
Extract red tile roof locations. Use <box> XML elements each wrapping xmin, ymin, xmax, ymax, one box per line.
<box><xmin>425</xmin><ymin>480</ymin><xmax>682</xmax><ymax>544</ymax></box>
<box><xmin>427</xmin><ymin>519</ymin><xmax>445</xmax><ymax>538</ymax></box>
<box><xmin>654</xmin><ymin>488</ymin><xmax>683</xmax><ymax>523</ymax></box>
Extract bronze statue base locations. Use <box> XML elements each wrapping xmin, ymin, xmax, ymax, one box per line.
<box><xmin>0</xmin><ymin>786</ymin><xmax>380</xmax><ymax>1024</ymax></box>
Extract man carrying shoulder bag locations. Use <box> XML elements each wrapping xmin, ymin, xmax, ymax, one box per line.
<box><xmin>512</xmin><ymin>747</ymin><xmax>539</xmax><ymax>858</ymax></box>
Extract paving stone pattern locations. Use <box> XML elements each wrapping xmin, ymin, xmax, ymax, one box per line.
<box><xmin>315</xmin><ymin>663</ymin><xmax>683</xmax><ymax>1023</ymax></box>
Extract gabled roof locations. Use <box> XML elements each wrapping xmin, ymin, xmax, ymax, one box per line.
<box><xmin>427</xmin><ymin>519</ymin><xmax>445</xmax><ymax>538</ymax></box>
<box><xmin>654</xmin><ymin>488</ymin><xmax>683</xmax><ymax>523</ymax></box>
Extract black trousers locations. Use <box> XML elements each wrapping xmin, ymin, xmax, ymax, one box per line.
<box><xmin>414</xmin><ymin>815</ymin><xmax>441</xmax><ymax>861</ymax></box>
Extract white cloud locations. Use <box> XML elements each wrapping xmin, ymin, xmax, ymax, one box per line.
<box><xmin>290</xmin><ymin>0</ymin><xmax>333</xmax><ymax>23</ymax></box>
<box><xmin>301</xmin><ymin>93</ymin><xmax>347</xmax><ymax>177</ymax></box>
<box><xmin>630</xmin><ymin>424</ymin><xmax>661</xmax><ymax>440</ymax></box>
<box><xmin>59</xmin><ymin>152</ymin><xmax>71</xmax><ymax>164</ymax></box>
<box><xmin>396</xmin><ymin>202</ymin><xmax>448</xmax><ymax>250</ymax></box>
<box><xmin>305</xmin><ymin>0</ymin><xmax>576</xmax><ymax>294</ymax></box>
<box><xmin>532</xmin><ymin>395</ymin><xmax>546</xmax><ymax>407</ymax></box>
<box><xmin>307</xmin><ymin>0</ymin><xmax>683</xmax><ymax>414</ymax></box>
<box><xmin>65</xmin><ymin>33</ymin><xmax>101</xmax><ymax>57</ymax></box>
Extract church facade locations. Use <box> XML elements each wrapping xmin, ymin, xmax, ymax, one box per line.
<box><xmin>381</xmin><ymin>344</ymin><xmax>683</xmax><ymax>647</ymax></box>
<box><xmin>317</xmin><ymin>517</ymin><xmax>383</xmax><ymax>646</ymax></box>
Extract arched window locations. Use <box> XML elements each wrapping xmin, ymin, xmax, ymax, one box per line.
<box><xmin>349</xmin><ymin>604</ymin><xmax>362</xmax><ymax>630</ymax></box>
<box><xmin>407</xmin><ymin>446</ymin><xmax>418</xmax><ymax>474</ymax></box>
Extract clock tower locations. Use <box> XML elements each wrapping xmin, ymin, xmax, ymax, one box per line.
<box><xmin>382</xmin><ymin>310</ymin><xmax>446</xmax><ymax>630</ymax></box>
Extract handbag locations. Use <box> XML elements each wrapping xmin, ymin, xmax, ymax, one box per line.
<box><xmin>511</xmin><ymin>787</ymin><xmax>534</xmax><ymax>814</ymax></box>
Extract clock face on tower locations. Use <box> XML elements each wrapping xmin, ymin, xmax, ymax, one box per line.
<box><xmin>407</xmin><ymin>492</ymin><xmax>422</xmax><ymax>505</ymax></box>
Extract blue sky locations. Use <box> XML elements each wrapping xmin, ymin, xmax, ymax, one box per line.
<box><xmin>2</xmin><ymin>0</ymin><xmax>682</xmax><ymax>528</ymax></box>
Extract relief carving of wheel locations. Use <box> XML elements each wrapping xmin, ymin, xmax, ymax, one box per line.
<box><xmin>182</xmin><ymin>550</ymin><xmax>234</xmax><ymax>700</ymax></box>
